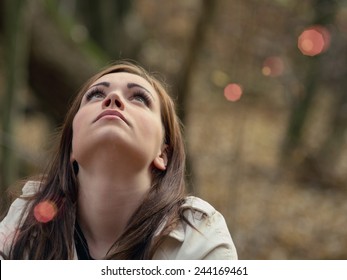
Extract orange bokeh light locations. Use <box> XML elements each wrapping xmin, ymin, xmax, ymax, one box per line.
<box><xmin>262</xmin><ymin>56</ymin><xmax>284</xmax><ymax>77</ymax></box>
<box><xmin>34</xmin><ymin>200</ymin><xmax>58</xmax><ymax>223</ymax></box>
<box><xmin>298</xmin><ymin>25</ymin><xmax>330</xmax><ymax>56</ymax></box>
<box><xmin>224</xmin><ymin>83</ymin><xmax>243</xmax><ymax>102</ymax></box>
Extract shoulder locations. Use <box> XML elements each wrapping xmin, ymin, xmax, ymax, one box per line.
<box><xmin>1</xmin><ymin>180</ymin><xmax>39</xmax><ymax>223</ymax></box>
<box><xmin>181</xmin><ymin>196</ymin><xmax>217</xmax><ymax>217</ymax></box>
<box><xmin>21</xmin><ymin>180</ymin><xmax>41</xmax><ymax>196</ymax></box>
<box><xmin>0</xmin><ymin>181</ymin><xmax>40</xmax><ymax>257</ymax></box>
<box><xmin>153</xmin><ymin>196</ymin><xmax>238</xmax><ymax>260</ymax></box>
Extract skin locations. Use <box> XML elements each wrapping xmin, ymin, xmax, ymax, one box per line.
<box><xmin>71</xmin><ymin>72</ymin><xmax>168</xmax><ymax>259</ymax></box>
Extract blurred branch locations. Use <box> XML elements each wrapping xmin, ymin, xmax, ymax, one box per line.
<box><xmin>75</xmin><ymin>0</ymin><xmax>134</xmax><ymax>57</ymax></box>
<box><xmin>27</xmin><ymin>0</ymin><xmax>140</xmax><ymax>124</ymax></box>
<box><xmin>27</xmin><ymin>0</ymin><xmax>104</xmax><ymax>124</ymax></box>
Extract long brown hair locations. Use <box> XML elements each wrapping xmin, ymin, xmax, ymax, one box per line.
<box><xmin>6</xmin><ymin>61</ymin><xmax>187</xmax><ymax>259</ymax></box>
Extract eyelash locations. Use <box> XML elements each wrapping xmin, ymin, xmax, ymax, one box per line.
<box><xmin>86</xmin><ymin>88</ymin><xmax>106</xmax><ymax>101</ymax></box>
<box><xmin>131</xmin><ymin>91</ymin><xmax>151</xmax><ymax>106</ymax></box>
<box><xmin>85</xmin><ymin>88</ymin><xmax>151</xmax><ymax>107</ymax></box>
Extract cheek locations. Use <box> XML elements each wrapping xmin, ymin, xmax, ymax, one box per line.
<box><xmin>72</xmin><ymin>108</ymin><xmax>89</xmax><ymax>136</ymax></box>
<box><xmin>140</xmin><ymin>116</ymin><xmax>163</xmax><ymax>140</ymax></box>
<box><xmin>71</xmin><ymin>116</ymin><xmax>80</xmax><ymax>140</ymax></box>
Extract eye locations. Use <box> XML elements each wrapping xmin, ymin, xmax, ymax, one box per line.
<box><xmin>85</xmin><ymin>88</ymin><xmax>106</xmax><ymax>101</ymax></box>
<box><xmin>130</xmin><ymin>91</ymin><xmax>151</xmax><ymax>107</ymax></box>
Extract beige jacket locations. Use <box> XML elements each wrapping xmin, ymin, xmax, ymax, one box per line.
<box><xmin>0</xmin><ymin>181</ymin><xmax>237</xmax><ymax>260</ymax></box>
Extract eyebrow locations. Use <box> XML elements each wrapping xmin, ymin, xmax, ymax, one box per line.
<box><xmin>89</xmin><ymin>81</ymin><xmax>110</xmax><ymax>89</ymax></box>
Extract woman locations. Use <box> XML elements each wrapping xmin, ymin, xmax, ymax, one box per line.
<box><xmin>0</xmin><ymin>61</ymin><xmax>237</xmax><ymax>259</ymax></box>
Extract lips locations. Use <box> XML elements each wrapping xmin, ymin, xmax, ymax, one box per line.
<box><xmin>94</xmin><ymin>110</ymin><xmax>129</xmax><ymax>125</ymax></box>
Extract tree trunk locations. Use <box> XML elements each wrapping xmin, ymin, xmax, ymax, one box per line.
<box><xmin>1</xmin><ymin>0</ymin><xmax>30</xmax><ymax>214</ymax></box>
<box><xmin>174</xmin><ymin>0</ymin><xmax>217</xmax><ymax>191</ymax></box>
<box><xmin>282</xmin><ymin>0</ymin><xmax>337</xmax><ymax>162</ymax></box>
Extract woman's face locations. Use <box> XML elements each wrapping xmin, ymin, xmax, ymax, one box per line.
<box><xmin>71</xmin><ymin>72</ymin><xmax>167</xmax><ymax>171</ymax></box>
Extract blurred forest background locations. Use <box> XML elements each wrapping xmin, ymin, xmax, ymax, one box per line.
<box><xmin>1</xmin><ymin>0</ymin><xmax>347</xmax><ymax>259</ymax></box>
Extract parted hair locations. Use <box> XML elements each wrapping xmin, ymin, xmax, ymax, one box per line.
<box><xmin>5</xmin><ymin>61</ymin><xmax>187</xmax><ymax>259</ymax></box>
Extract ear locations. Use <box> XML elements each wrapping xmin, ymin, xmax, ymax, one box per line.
<box><xmin>153</xmin><ymin>144</ymin><xmax>168</xmax><ymax>171</ymax></box>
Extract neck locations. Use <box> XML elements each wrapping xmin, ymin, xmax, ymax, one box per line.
<box><xmin>76</xmin><ymin>161</ymin><xmax>152</xmax><ymax>259</ymax></box>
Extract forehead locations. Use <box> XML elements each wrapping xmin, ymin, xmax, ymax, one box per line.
<box><xmin>90</xmin><ymin>72</ymin><xmax>155</xmax><ymax>91</ymax></box>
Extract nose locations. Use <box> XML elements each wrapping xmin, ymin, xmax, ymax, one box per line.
<box><xmin>102</xmin><ymin>93</ymin><xmax>124</xmax><ymax>110</ymax></box>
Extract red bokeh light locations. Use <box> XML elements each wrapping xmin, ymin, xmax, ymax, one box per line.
<box><xmin>298</xmin><ymin>25</ymin><xmax>330</xmax><ymax>56</ymax></box>
<box><xmin>262</xmin><ymin>56</ymin><xmax>284</xmax><ymax>77</ymax></box>
<box><xmin>224</xmin><ymin>83</ymin><xmax>243</xmax><ymax>102</ymax></box>
<box><xmin>34</xmin><ymin>201</ymin><xmax>58</xmax><ymax>223</ymax></box>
